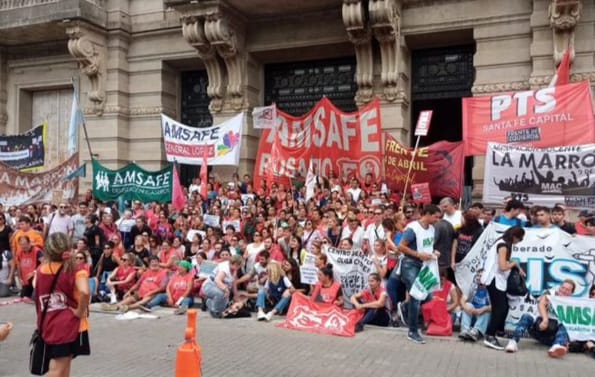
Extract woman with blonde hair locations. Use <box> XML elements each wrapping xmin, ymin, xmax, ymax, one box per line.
<box><xmin>34</xmin><ymin>232</ymin><xmax>90</xmax><ymax>377</ymax></box>
<box><xmin>256</xmin><ymin>261</ymin><xmax>294</xmax><ymax>321</ymax></box>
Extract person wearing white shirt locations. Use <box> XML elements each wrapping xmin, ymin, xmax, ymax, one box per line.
<box><xmin>340</xmin><ymin>215</ymin><xmax>365</xmax><ymax>250</ymax></box>
<box><xmin>346</xmin><ymin>178</ymin><xmax>362</xmax><ymax>202</ymax></box>
<box><xmin>439</xmin><ymin>197</ymin><xmax>463</xmax><ymax>230</ymax></box>
<box><xmin>363</xmin><ymin>208</ymin><xmax>386</xmax><ymax>252</ymax></box>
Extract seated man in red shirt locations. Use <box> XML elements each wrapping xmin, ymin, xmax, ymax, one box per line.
<box><xmin>145</xmin><ymin>260</ymin><xmax>194</xmax><ymax>315</ymax></box>
<box><xmin>101</xmin><ymin>256</ymin><xmax>168</xmax><ymax>312</ymax></box>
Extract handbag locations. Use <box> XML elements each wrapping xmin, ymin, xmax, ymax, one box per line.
<box><xmin>506</xmin><ymin>266</ymin><xmax>528</xmax><ymax>296</ymax></box>
<box><xmin>29</xmin><ymin>264</ymin><xmax>64</xmax><ymax>376</ymax></box>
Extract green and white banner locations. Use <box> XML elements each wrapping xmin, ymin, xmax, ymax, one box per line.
<box><xmin>549</xmin><ymin>295</ymin><xmax>595</xmax><ymax>341</ymax></box>
<box><xmin>92</xmin><ymin>160</ymin><xmax>173</xmax><ymax>203</ymax></box>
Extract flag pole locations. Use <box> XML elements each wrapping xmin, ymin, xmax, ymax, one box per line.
<box><xmin>72</xmin><ymin>78</ymin><xmax>95</xmax><ymax>162</ymax></box>
<box><xmin>401</xmin><ymin>135</ymin><xmax>421</xmax><ymax>209</ymax></box>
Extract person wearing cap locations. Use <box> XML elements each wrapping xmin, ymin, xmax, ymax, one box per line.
<box><xmin>145</xmin><ymin>260</ymin><xmax>195</xmax><ymax>315</ymax></box>
<box><xmin>576</xmin><ymin>210</ymin><xmax>594</xmax><ymax>235</ymax></box>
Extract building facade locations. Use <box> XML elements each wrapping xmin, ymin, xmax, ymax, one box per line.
<box><xmin>0</xmin><ymin>0</ymin><xmax>592</xmax><ymax>195</ymax></box>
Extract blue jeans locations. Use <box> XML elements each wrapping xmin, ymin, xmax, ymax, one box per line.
<box><xmin>386</xmin><ymin>269</ymin><xmax>406</xmax><ymax>312</ymax></box>
<box><xmin>461</xmin><ymin>310</ymin><xmax>491</xmax><ymax>335</ymax></box>
<box><xmin>359</xmin><ymin>309</ymin><xmax>390</xmax><ymax>327</ymax></box>
<box><xmin>512</xmin><ymin>314</ymin><xmax>569</xmax><ymax>346</ymax></box>
<box><xmin>202</xmin><ymin>280</ymin><xmax>229</xmax><ymax>314</ymax></box>
<box><xmin>147</xmin><ymin>293</ymin><xmax>194</xmax><ymax>309</ymax></box>
<box><xmin>400</xmin><ymin>258</ymin><xmax>423</xmax><ymax>332</ymax></box>
<box><xmin>256</xmin><ymin>288</ymin><xmax>291</xmax><ymax>313</ymax></box>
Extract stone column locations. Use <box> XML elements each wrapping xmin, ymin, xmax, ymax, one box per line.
<box><xmin>0</xmin><ymin>47</ymin><xmax>7</xmax><ymax>134</ymax></box>
<box><xmin>179</xmin><ymin>2</ymin><xmax>260</xmax><ymax>179</ymax></box>
<box><xmin>368</xmin><ymin>0</ymin><xmax>410</xmax><ymax>144</ymax></box>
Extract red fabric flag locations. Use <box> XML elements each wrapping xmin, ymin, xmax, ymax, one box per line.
<box><xmin>171</xmin><ymin>163</ymin><xmax>186</xmax><ymax>212</ymax></box>
<box><xmin>200</xmin><ymin>147</ymin><xmax>208</xmax><ymax>199</ymax></box>
<box><xmin>276</xmin><ymin>292</ymin><xmax>364</xmax><ymax>337</ymax></box>
<box><xmin>549</xmin><ymin>49</ymin><xmax>571</xmax><ymax>87</ymax></box>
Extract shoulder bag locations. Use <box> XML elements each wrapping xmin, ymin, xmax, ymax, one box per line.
<box><xmin>29</xmin><ymin>264</ymin><xmax>64</xmax><ymax>375</ymax></box>
<box><xmin>506</xmin><ymin>266</ymin><xmax>528</xmax><ymax>296</ymax></box>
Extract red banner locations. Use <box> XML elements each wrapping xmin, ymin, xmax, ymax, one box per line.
<box><xmin>384</xmin><ymin>134</ymin><xmax>464</xmax><ymax>199</ymax></box>
<box><xmin>462</xmin><ymin>81</ymin><xmax>595</xmax><ymax>156</ymax></box>
<box><xmin>277</xmin><ymin>293</ymin><xmax>364</xmax><ymax>337</ymax></box>
<box><xmin>254</xmin><ymin>98</ymin><xmax>382</xmax><ymax>189</ymax></box>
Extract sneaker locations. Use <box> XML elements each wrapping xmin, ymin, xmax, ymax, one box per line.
<box><xmin>257</xmin><ymin>311</ymin><xmax>266</xmax><ymax>321</ymax></box>
<box><xmin>548</xmin><ymin>344</ymin><xmax>568</xmax><ymax>358</ymax></box>
<box><xmin>101</xmin><ymin>303</ymin><xmax>118</xmax><ymax>312</ymax></box>
<box><xmin>484</xmin><ymin>336</ymin><xmax>504</xmax><ymax>350</ymax></box>
<box><xmin>109</xmin><ymin>294</ymin><xmax>117</xmax><ymax>304</ymax></box>
<box><xmin>209</xmin><ymin>310</ymin><xmax>222</xmax><ymax>319</ymax></box>
<box><xmin>355</xmin><ymin>323</ymin><xmax>364</xmax><ymax>333</ymax></box>
<box><xmin>505</xmin><ymin>340</ymin><xmax>518</xmax><ymax>353</ymax></box>
<box><xmin>138</xmin><ymin>304</ymin><xmax>152</xmax><ymax>313</ymax></box>
<box><xmin>264</xmin><ymin>312</ymin><xmax>274</xmax><ymax>322</ymax></box>
<box><xmin>407</xmin><ymin>330</ymin><xmax>426</xmax><ymax>344</ymax></box>
<box><xmin>174</xmin><ymin>306</ymin><xmax>187</xmax><ymax>315</ymax></box>
<box><xmin>458</xmin><ymin>330</ymin><xmax>471</xmax><ymax>341</ymax></box>
<box><xmin>397</xmin><ymin>302</ymin><xmax>408</xmax><ymax>327</ymax></box>
<box><xmin>468</xmin><ymin>328</ymin><xmax>480</xmax><ymax>342</ymax></box>
<box><xmin>200</xmin><ymin>299</ymin><xmax>207</xmax><ymax>312</ymax></box>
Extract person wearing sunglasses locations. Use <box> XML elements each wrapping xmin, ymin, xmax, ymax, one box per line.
<box><xmin>44</xmin><ymin>203</ymin><xmax>74</xmax><ymax>239</ymax></box>
<box><xmin>106</xmin><ymin>252</ymin><xmax>137</xmax><ymax>304</ymax></box>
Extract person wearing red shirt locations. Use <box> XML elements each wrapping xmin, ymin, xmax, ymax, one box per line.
<box><xmin>146</xmin><ymin>260</ymin><xmax>194</xmax><ymax>314</ymax></box>
<box><xmin>351</xmin><ymin>272</ymin><xmax>390</xmax><ymax>332</ymax></box>
<box><xmin>15</xmin><ymin>235</ymin><xmax>44</xmax><ymax>298</ymax></box>
<box><xmin>106</xmin><ymin>253</ymin><xmax>137</xmax><ymax>303</ymax></box>
<box><xmin>310</xmin><ymin>264</ymin><xmax>343</xmax><ymax>307</ymax></box>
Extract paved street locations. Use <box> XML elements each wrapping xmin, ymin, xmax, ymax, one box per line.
<box><xmin>0</xmin><ymin>300</ymin><xmax>593</xmax><ymax>377</ymax></box>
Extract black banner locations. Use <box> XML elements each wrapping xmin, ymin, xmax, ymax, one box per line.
<box><xmin>0</xmin><ymin>124</ymin><xmax>45</xmax><ymax>170</ymax></box>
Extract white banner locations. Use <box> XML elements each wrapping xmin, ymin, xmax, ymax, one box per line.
<box><xmin>161</xmin><ymin>113</ymin><xmax>243</xmax><ymax>166</ymax></box>
<box><xmin>325</xmin><ymin>247</ymin><xmax>375</xmax><ymax>309</ymax></box>
<box><xmin>549</xmin><ymin>295</ymin><xmax>595</xmax><ymax>341</ymax></box>
<box><xmin>455</xmin><ymin>223</ymin><xmax>595</xmax><ymax>331</ymax></box>
<box><xmin>484</xmin><ymin>142</ymin><xmax>595</xmax><ymax>208</ymax></box>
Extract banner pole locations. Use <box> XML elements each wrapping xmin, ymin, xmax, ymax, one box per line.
<box><xmin>72</xmin><ymin>78</ymin><xmax>95</xmax><ymax>162</ymax></box>
<box><xmin>401</xmin><ymin>135</ymin><xmax>421</xmax><ymax>208</ymax></box>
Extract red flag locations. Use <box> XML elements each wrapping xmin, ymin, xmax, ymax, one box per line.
<box><xmin>549</xmin><ymin>49</ymin><xmax>571</xmax><ymax>87</ymax></box>
<box><xmin>276</xmin><ymin>292</ymin><xmax>364</xmax><ymax>337</ymax></box>
<box><xmin>172</xmin><ymin>163</ymin><xmax>186</xmax><ymax>212</ymax></box>
<box><xmin>200</xmin><ymin>147</ymin><xmax>208</xmax><ymax>199</ymax></box>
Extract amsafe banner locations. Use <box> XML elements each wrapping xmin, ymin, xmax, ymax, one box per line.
<box><xmin>384</xmin><ymin>134</ymin><xmax>464</xmax><ymax>199</ymax></box>
<box><xmin>0</xmin><ymin>123</ymin><xmax>46</xmax><ymax>171</ymax></box>
<box><xmin>253</xmin><ymin>97</ymin><xmax>382</xmax><ymax>189</ymax></box>
<box><xmin>92</xmin><ymin>160</ymin><xmax>173</xmax><ymax>203</ymax></box>
<box><xmin>462</xmin><ymin>81</ymin><xmax>595</xmax><ymax>155</ymax></box>
<box><xmin>0</xmin><ymin>153</ymin><xmax>78</xmax><ymax>206</ymax></box>
<box><xmin>483</xmin><ymin>142</ymin><xmax>595</xmax><ymax>208</ymax></box>
<box><xmin>161</xmin><ymin>113</ymin><xmax>243</xmax><ymax>166</ymax></box>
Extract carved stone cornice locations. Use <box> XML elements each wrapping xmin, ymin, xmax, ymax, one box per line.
<box><xmin>369</xmin><ymin>0</ymin><xmax>402</xmax><ymax>102</ymax></box>
<box><xmin>66</xmin><ymin>22</ymin><xmax>107</xmax><ymax>116</ymax></box>
<box><xmin>181</xmin><ymin>15</ymin><xmax>225</xmax><ymax>112</ymax></box>
<box><xmin>529</xmin><ymin>72</ymin><xmax>595</xmax><ymax>87</ymax></box>
<box><xmin>471</xmin><ymin>81</ymin><xmax>530</xmax><ymax>95</ymax></box>
<box><xmin>84</xmin><ymin>105</ymin><xmax>176</xmax><ymax>117</ymax></box>
<box><xmin>549</xmin><ymin>0</ymin><xmax>582</xmax><ymax>65</ymax></box>
<box><xmin>342</xmin><ymin>0</ymin><xmax>374</xmax><ymax>105</ymax></box>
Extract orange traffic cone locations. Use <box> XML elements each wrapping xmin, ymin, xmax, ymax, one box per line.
<box><xmin>175</xmin><ymin>309</ymin><xmax>202</xmax><ymax>377</ymax></box>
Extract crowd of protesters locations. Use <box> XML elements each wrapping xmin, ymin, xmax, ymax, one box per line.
<box><xmin>1</xmin><ymin>172</ymin><xmax>595</xmax><ymax>359</ymax></box>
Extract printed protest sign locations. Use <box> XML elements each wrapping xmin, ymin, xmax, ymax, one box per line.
<box><xmin>161</xmin><ymin>113</ymin><xmax>243</xmax><ymax>166</ymax></box>
<box><xmin>411</xmin><ymin>182</ymin><xmax>431</xmax><ymax>204</ymax></box>
<box><xmin>222</xmin><ymin>219</ymin><xmax>240</xmax><ymax>232</ymax></box>
<box><xmin>300</xmin><ymin>253</ymin><xmax>319</xmax><ymax>285</ymax></box>
<box><xmin>414</xmin><ymin>110</ymin><xmax>433</xmax><ymax>137</ymax></box>
<box><xmin>92</xmin><ymin>160</ymin><xmax>172</xmax><ymax>203</ymax></box>
<box><xmin>0</xmin><ymin>124</ymin><xmax>46</xmax><ymax>171</ymax></box>
<box><xmin>484</xmin><ymin>142</ymin><xmax>595</xmax><ymax>208</ymax></box>
<box><xmin>384</xmin><ymin>134</ymin><xmax>464</xmax><ymax>199</ymax></box>
<box><xmin>462</xmin><ymin>81</ymin><xmax>595</xmax><ymax>155</ymax></box>
<box><xmin>254</xmin><ymin>97</ymin><xmax>382</xmax><ymax>189</ymax></box>
<box><xmin>252</xmin><ymin>105</ymin><xmax>277</xmax><ymax>129</ymax></box>
<box><xmin>455</xmin><ymin>223</ymin><xmax>594</xmax><ymax>331</ymax></box>
<box><xmin>203</xmin><ymin>214</ymin><xmax>220</xmax><ymax>228</ymax></box>
<box><xmin>325</xmin><ymin>247</ymin><xmax>375</xmax><ymax>309</ymax></box>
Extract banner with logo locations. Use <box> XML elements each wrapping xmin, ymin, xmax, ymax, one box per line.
<box><xmin>0</xmin><ymin>153</ymin><xmax>78</xmax><ymax>206</ymax></box>
<box><xmin>253</xmin><ymin>98</ymin><xmax>382</xmax><ymax>189</ymax></box>
<box><xmin>325</xmin><ymin>247</ymin><xmax>375</xmax><ymax>309</ymax></box>
<box><xmin>161</xmin><ymin>113</ymin><xmax>243</xmax><ymax>166</ymax></box>
<box><xmin>277</xmin><ymin>292</ymin><xmax>364</xmax><ymax>337</ymax></box>
<box><xmin>92</xmin><ymin>160</ymin><xmax>173</xmax><ymax>203</ymax></box>
<box><xmin>549</xmin><ymin>295</ymin><xmax>595</xmax><ymax>341</ymax></box>
<box><xmin>484</xmin><ymin>142</ymin><xmax>595</xmax><ymax>208</ymax></box>
<box><xmin>462</xmin><ymin>81</ymin><xmax>595</xmax><ymax>156</ymax></box>
<box><xmin>384</xmin><ymin>134</ymin><xmax>464</xmax><ymax>199</ymax></box>
<box><xmin>252</xmin><ymin>105</ymin><xmax>276</xmax><ymax>129</ymax></box>
<box><xmin>0</xmin><ymin>123</ymin><xmax>46</xmax><ymax>171</ymax></box>
<box><xmin>455</xmin><ymin>223</ymin><xmax>594</xmax><ymax>331</ymax></box>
